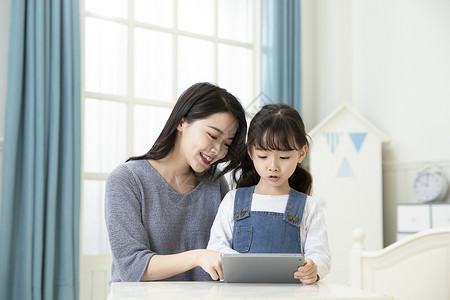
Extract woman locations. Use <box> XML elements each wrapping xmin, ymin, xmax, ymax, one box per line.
<box><xmin>105</xmin><ymin>82</ymin><xmax>247</xmax><ymax>283</ymax></box>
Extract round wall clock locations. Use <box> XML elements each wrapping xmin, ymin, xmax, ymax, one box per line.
<box><xmin>413</xmin><ymin>167</ymin><xmax>448</xmax><ymax>203</ymax></box>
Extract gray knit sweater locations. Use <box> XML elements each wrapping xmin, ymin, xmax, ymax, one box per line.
<box><xmin>105</xmin><ymin>160</ymin><xmax>229</xmax><ymax>283</ymax></box>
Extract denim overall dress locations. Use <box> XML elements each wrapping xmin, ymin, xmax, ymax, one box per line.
<box><xmin>231</xmin><ymin>186</ymin><xmax>307</xmax><ymax>253</ymax></box>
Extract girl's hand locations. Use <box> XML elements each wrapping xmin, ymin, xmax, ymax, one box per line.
<box><xmin>194</xmin><ymin>249</ymin><xmax>223</xmax><ymax>281</ymax></box>
<box><xmin>294</xmin><ymin>258</ymin><xmax>318</xmax><ymax>284</ymax></box>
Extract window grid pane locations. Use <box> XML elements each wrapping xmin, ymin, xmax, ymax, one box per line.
<box><xmin>134</xmin><ymin>28</ymin><xmax>173</xmax><ymax>101</ymax></box>
<box><xmin>85</xmin><ymin>0</ymin><xmax>128</xmax><ymax>18</ymax></box>
<box><xmin>82</xmin><ymin>180</ymin><xmax>110</xmax><ymax>255</ymax></box>
<box><xmin>177</xmin><ymin>36</ymin><xmax>214</xmax><ymax>95</ymax></box>
<box><xmin>218</xmin><ymin>0</ymin><xmax>253</xmax><ymax>43</ymax></box>
<box><xmin>84</xmin><ymin>98</ymin><xmax>127</xmax><ymax>174</ymax></box>
<box><xmin>218</xmin><ymin>44</ymin><xmax>253</xmax><ymax>107</ymax></box>
<box><xmin>177</xmin><ymin>0</ymin><xmax>214</xmax><ymax>36</ymax></box>
<box><xmin>134</xmin><ymin>0</ymin><xmax>173</xmax><ymax>28</ymax></box>
<box><xmin>85</xmin><ymin>17</ymin><xmax>128</xmax><ymax>96</ymax></box>
<box><xmin>133</xmin><ymin>105</ymin><xmax>172</xmax><ymax>156</ymax></box>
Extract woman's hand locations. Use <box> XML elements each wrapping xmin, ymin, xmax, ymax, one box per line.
<box><xmin>194</xmin><ymin>249</ymin><xmax>224</xmax><ymax>280</ymax></box>
<box><xmin>141</xmin><ymin>249</ymin><xmax>223</xmax><ymax>281</ymax></box>
<box><xmin>294</xmin><ymin>258</ymin><xmax>318</xmax><ymax>284</ymax></box>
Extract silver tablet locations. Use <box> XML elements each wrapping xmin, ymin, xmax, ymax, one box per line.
<box><xmin>221</xmin><ymin>253</ymin><xmax>304</xmax><ymax>283</ymax></box>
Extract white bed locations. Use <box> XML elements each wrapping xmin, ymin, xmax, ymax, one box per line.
<box><xmin>349</xmin><ymin>227</ymin><xmax>450</xmax><ymax>300</ymax></box>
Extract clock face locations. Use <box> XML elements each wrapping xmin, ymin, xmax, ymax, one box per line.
<box><xmin>413</xmin><ymin>171</ymin><xmax>445</xmax><ymax>202</ymax></box>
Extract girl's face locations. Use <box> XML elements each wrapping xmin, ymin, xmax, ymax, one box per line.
<box><xmin>177</xmin><ymin>112</ymin><xmax>238</xmax><ymax>173</ymax></box>
<box><xmin>250</xmin><ymin>145</ymin><xmax>307</xmax><ymax>195</ymax></box>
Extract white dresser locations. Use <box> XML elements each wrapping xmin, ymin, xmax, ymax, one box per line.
<box><xmin>397</xmin><ymin>203</ymin><xmax>450</xmax><ymax>240</ymax></box>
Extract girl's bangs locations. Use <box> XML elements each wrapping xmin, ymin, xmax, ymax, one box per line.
<box><xmin>254</xmin><ymin>125</ymin><xmax>298</xmax><ymax>151</ymax></box>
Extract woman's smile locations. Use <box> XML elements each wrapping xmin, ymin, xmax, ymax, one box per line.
<box><xmin>200</xmin><ymin>152</ymin><xmax>214</xmax><ymax>165</ymax></box>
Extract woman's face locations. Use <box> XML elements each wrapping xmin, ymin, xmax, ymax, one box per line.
<box><xmin>177</xmin><ymin>112</ymin><xmax>239</xmax><ymax>173</ymax></box>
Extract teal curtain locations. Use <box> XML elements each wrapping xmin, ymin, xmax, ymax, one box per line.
<box><xmin>262</xmin><ymin>0</ymin><xmax>302</xmax><ymax>114</ymax></box>
<box><xmin>0</xmin><ymin>0</ymin><xmax>81</xmax><ymax>299</ymax></box>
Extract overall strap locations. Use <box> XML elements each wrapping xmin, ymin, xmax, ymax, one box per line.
<box><xmin>283</xmin><ymin>189</ymin><xmax>307</xmax><ymax>227</ymax></box>
<box><xmin>233</xmin><ymin>186</ymin><xmax>255</xmax><ymax>221</ymax></box>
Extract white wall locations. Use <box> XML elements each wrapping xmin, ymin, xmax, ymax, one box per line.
<box><xmin>0</xmin><ymin>0</ymin><xmax>11</xmax><ymax>206</ymax></box>
<box><xmin>303</xmin><ymin>0</ymin><xmax>450</xmax><ymax>250</ymax></box>
<box><xmin>352</xmin><ymin>0</ymin><xmax>450</xmax><ymax>164</ymax></box>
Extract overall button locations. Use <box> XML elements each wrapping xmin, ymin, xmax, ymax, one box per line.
<box><xmin>234</xmin><ymin>212</ymin><xmax>240</xmax><ymax>218</ymax></box>
<box><xmin>240</xmin><ymin>210</ymin><xmax>247</xmax><ymax>216</ymax></box>
<box><xmin>293</xmin><ymin>216</ymin><xmax>299</xmax><ymax>223</ymax></box>
<box><xmin>286</xmin><ymin>214</ymin><xmax>293</xmax><ymax>220</ymax></box>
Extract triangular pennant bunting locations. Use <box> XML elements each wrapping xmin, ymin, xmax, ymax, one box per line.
<box><xmin>336</xmin><ymin>157</ymin><xmax>355</xmax><ymax>178</ymax></box>
<box><xmin>324</xmin><ymin>132</ymin><xmax>342</xmax><ymax>153</ymax></box>
<box><xmin>349</xmin><ymin>132</ymin><xmax>367</xmax><ymax>153</ymax></box>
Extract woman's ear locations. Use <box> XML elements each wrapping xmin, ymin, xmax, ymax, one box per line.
<box><xmin>297</xmin><ymin>145</ymin><xmax>308</xmax><ymax>164</ymax></box>
<box><xmin>247</xmin><ymin>148</ymin><xmax>254</xmax><ymax>160</ymax></box>
<box><xmin>177</xmin><ymin>118</ymin><xmax>185</xmax><ymax>132</ymax></box>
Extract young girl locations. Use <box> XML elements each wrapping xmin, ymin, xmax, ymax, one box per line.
<box><xmin>207</xmin><ymin>103</ymin><xmax>331</xmax><ymax>284</ymax></box>
<box><xmin>105</xmin><ymin>82</ymin><xmax>247</xmax><ymax>283</ymax></box>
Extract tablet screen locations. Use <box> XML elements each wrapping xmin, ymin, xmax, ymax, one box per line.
<box><xmin>221</xmin><ymin>253</ymin><xmax>304</xmax><ymax>283</ymax></box>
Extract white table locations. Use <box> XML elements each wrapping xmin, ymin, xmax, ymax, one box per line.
<box><xmin>107</xmin><ymin>281</ymin><xmax>393</xmax><ymax>300</ymax></box>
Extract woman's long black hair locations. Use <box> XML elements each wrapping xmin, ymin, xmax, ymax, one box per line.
<box><xmin>235</xmin><ymin>103</ymin><xmax>313</xmax><ymax>194</ymax></box>
<box><xmin>128</xmin><ymin>82</ymin><xmax>247</xmax><ymax>179</ymax></box>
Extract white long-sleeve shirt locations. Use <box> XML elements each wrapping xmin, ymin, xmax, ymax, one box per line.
<box><xmin>207</xmin><ymin>189</ymin><xmax>331</xmax><ymax>279</ymax></box>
